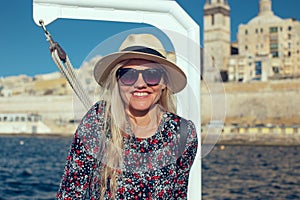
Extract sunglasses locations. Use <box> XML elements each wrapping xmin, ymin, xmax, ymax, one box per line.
<box><xmin>116</xmin><ymin>68</ymin><xmax>166</xmax><ymax>86</ymax></box>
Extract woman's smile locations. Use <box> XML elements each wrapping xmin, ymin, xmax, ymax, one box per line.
<box><xmin>132</xmin><ymin>91</ymin><xmax>149</xmax><ymax>97</ymax></box>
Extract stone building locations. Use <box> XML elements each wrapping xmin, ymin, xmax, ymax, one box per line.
<box><xmin>203</xmin><ymin>0</ymin><xmax>300</xmax><ymax>82</ymax></box>
<box><xmin>203</xmin><ymin>0</ymin><xmax>230</xmax><ymax>81</ymax></box>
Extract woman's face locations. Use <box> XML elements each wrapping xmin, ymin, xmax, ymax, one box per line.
<box><xmin>117</xmin><ymin>59</ymin><xmax>166</xmax><ymax>116</ymax></box>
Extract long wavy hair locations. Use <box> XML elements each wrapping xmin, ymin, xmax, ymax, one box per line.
<box><xmin>97</xmin><ymin>60</ymin><xmax>177</xmax><ymax>199</ymax></box>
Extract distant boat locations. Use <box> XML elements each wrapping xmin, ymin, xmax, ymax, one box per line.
<box><xmin>0</xmin><ymin>113</ymin><xmax>51</xmax><ymax>134</ymax></box>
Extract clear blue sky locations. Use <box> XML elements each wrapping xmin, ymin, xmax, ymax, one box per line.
<box><xmin>1</xmin><ymin>0</ymin><xmax>300</xmax><ymax>77</ymax></box>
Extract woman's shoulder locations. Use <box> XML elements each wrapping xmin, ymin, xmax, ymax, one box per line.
<box><xmin>92</xmin><ymin>100</ymin><xmax>106</xmax><ymax>112</ymax></box>
<box><xmin>74</xmin><ymin>101</ymin><xmax>107</xmax><ymax>153</ymax></box>
<box><xmin>76</xmin><ymin>100</ymin><xmax>106</xmax><ymax>132</ymax></box>
<box><xmin>83</xmin><ymin>100</ymin><xmax>106</xmax><ymax>119</ymax></box>
<box><xmin>163</xmin><ymin>111</ymin><xmax>179</xmax><ymax>120</ymax></box>
<box><xmin>163</xmin><ymin>112</ymin><xmax>193</xmax><ymax>124</ymax></box>
<box><xmin>163</xmin><ymin>112</ymin><xmax>196</xmax><ymax>133</ymax></box>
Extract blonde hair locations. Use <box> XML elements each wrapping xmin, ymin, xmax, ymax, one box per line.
<box><xmin>97</xmin><ymin>60</ymin><xmax>177</xmax><ymax>199</ymax></box>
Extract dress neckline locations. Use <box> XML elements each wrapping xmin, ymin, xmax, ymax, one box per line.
<box><xmin>124</xmin><ymin>111</ymin><xmax>168</xmax><ymax>141</ymax></box>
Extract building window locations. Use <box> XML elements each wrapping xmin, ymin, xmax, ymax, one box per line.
<box><xmin>272</xmin><ymin>52</ymin><xmax>279</xmax><ymax>57</ymax></box>
<box><xmin>288</xmin><ymin>51</ymin><xmax>291</xmax><ymax>57</ymax></box>
<box><xmin>273</xmin><ymin>67</ymin><xmax>279</xmax><ymax>74</ymax></box>
<box><xmin>211</xmin><ymin>14</ymin><xmax>214</xmax><ymax>25</ymax></box>
<box><xmin>270</xmin><ymin>43</ymin><xmax>278</xmax><ymax>49</ymax></box>
<box><xmin>255</xmin><ymin>29</ymin><xmax>258</xmax><ymax>34</ymax></box>
<box><xmin>288</xmin><ymin>34</ymin><xmax>292</xmax><ymax>40</ymax></box>
<box><xmin>260</xmin><ymin>28</ymin><xmax>263</xmax><ymax>33</ymax></box>
<box><xmin>288</xmin><ymin>26</ymin><xmax>292</xmax><ymax>31</ymax></box>
<box><xmin>245</xmin><ymin>29</ymin><xmax>248</xmax><ymax>35</ymax></box>
<box><xmin>270</xmin><ymin>27</ymin><xmax>278</xmax><ymax>33</ymax></box>
<box><xmin>245</xmin><ymin>45</ymin><xmax>248</xmax><ymax>50</ymax></box>
<box><xmin>255</xmin><ymin>61</ymin><xmax>262</xmax><ymax>75</ymax></box>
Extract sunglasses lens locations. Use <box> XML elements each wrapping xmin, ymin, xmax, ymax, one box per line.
<box><xmin>143</xmin><ymin>69</ymin><xmax>162</xmax><ymax>86</ymax></box>
<box><xmin>117</xmin><ymin>68</ymin><xmax>138</xmax><ymax>85</ymax></box>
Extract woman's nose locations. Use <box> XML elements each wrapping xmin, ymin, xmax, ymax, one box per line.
<box><xmin>134</xmin><ymin>73</ymin><xmax>147</xmax><ymax>88</ymax></box>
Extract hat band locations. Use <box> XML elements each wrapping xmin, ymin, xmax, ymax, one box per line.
<box><xmin>121</xmin><ymin>46</ymin><xmax>166</xmax><ymax>59</ymax></box>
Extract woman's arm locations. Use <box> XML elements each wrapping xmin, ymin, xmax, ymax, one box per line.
<box><xmin>174</xmin><ymin>119</ymin><xmax>198</xmax><ymax>199</ymax></box>
<box><xmin>56</xmin><ymin>102</ymin><xmax>105</xmax><ymax>199</ymax></box>
<box><xmin>56</xmin><ymin>131</ymin><xmax>97</xmax><ymax>199</ymax></box>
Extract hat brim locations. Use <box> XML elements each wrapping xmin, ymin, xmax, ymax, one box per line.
<box><xmin>94</xmin><ymin>51</ymin><xmax>187</xmax><ymax>93</ymax></box>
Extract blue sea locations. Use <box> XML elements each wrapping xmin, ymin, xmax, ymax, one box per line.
<box><xmin>0</xmin><ymin>136</ymin><xmax>300</xmax><ymax>200</ymax></box>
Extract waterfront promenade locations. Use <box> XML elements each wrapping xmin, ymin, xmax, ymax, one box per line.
<box><xmin>202</xmin><ymin>125</ymin><xmax>300</xmax><ymax>146</ymax></box>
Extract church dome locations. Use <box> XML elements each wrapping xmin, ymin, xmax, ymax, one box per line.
<box><xmin>248</xmin><ymin>13</ymin><xmax>282</xmax><ymax>25</ymax></box>
<box><xmin>248</xmin><ymin>0</ymin><xmax>282</xmax><ymax>25</ymax></box>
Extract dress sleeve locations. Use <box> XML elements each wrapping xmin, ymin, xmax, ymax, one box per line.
<box><xmin>56</xmin><ymin>102</ymin><xmax>105</xmax><ymax>200</ymax></box>
<box><xmin>174</xmin><ymin>120</ymin><xmax>198</xmax><ymax>199</ymax></box>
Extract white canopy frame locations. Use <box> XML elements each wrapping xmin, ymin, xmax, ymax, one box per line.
<box><xmin>33</xmin><ymin>0</ymin><xmax>201</xmax><ymax>199</ymax></box>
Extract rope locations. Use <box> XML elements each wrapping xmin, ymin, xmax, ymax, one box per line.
<box><xmin>51</xmin><ymin>49</ymin><xmax>93</xmax><ymax>110</ymax></box>
<box><xmin>39</xmin><ymin>20</ymin><xmax>93</xmax><ymax>111</ymax></box>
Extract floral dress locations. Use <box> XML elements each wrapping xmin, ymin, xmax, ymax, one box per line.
<box><xmin>56</xmin><ymin>101</ymin><xmax>198</xmax><ymax>200</ymax></box>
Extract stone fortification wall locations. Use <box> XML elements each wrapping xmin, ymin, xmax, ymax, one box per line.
<box><xmin>0</xmin><ymin>96</ymin><xmax>74</xmax><ymax>120</ymax></box>
<box><xmin>0</xmin><ymin>96</ymin><xmax>77</xmax><ymax>134</ymax></box>
<box><xmin>201</xmin><ymin>80</ymin><xmax>300</xmax><ymax>126</ymax></box>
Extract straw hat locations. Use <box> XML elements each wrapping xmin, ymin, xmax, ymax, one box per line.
<box><xmin>93</xmin><ymin>34</ymin><xmax>187</xmax><ymax>93</ymax></box>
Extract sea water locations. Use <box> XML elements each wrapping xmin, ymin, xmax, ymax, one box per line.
<box><xmin>0</xmin><ymin>136</ymin><xmax>299</xmax><ymax>199</ymax></box>
<box><xmin>202</xmin><ymin>145</ymin><xmax>300</xmax><ymax>199</ymax></box>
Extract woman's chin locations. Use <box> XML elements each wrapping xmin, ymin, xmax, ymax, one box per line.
<box><xmin>128</xmin><ymin>103</ymin><xmax>152</xmax><ymax>114</ymax></box>
<box><xmin>130</xmin><ymin>105</ymin><xmax>150</xmax><ymax>112</ymax></box>
<box><xmin>129</xmin><ymin>99</ymin><xmax>152</xmax><ymax>110</ymax></box>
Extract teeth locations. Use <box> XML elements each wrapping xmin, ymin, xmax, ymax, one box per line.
<box><xmin>133</xmin><ymin>92</ymin><xmax>148</xmax><ymax>97</ymax></box>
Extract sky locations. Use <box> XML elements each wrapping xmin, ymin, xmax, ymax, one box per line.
<box><xmin>1</xmin><ymin>0</ymin><xmax>300</xmax><ymax>77</ymax></box>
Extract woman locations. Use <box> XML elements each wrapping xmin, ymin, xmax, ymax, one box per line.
<box><xmin>56</xmin><ymin>34</ymin><xmax>198</xmax><ymax>200</ymax></box>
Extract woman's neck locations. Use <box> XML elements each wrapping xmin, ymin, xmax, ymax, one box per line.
<box><xmin>127</xmin><ymin>105</ymin><xmax>163</xmax><ymax>138</ymax></box>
